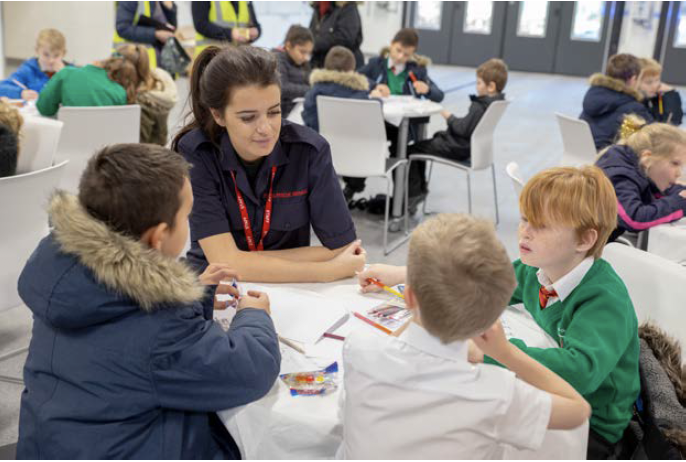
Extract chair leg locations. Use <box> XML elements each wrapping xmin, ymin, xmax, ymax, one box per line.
<box><xmin>422</xmin><ymin>160</ymin><xmax>432</xmax><ymax>216</ymax></box>
<box><xmin>491</xmin><ymin>164</ymin><xmax>499</xmax><ymax>225</ymax></box>
<box><xmin>466</xmin><ymin>171</ymin><xmax>472</xmax><ymax>215</ymax></box>
<box><xmin>384</xmin><ymin>176</ymin><xmax>391</xmax><ymax>255</ymax></box>
<box><xmin>404</xmin><ymin>159</ymin><xmax>411</xmax><ymax>233</ymax></box>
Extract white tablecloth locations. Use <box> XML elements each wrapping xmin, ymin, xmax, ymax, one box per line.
<box><xmin>218</xmin><ymin>280</ymin><xmax>589</xmax><ymax>459</ymax></box>
<box><xmin>647</xmin><ymin>219</ymin><xmax>686</xmax><ymax>265</ymax></box>
<box><xmin>381</xmin><ymin>95</ymin><xmax>443</xmax><ymax>126</ymax></box>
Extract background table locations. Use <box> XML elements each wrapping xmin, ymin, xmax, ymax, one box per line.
<box><xmin>646</xmin><ymin>219</ymin><xmax>686</xmax><ymax>265</ymax></box>
<box><xmin>218</xmin><ymin>279</ymin><xmax>589</xmax><ymax>460</ymax></box>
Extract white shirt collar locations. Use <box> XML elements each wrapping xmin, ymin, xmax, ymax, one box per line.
<box><xmin>387</xmin><ymin>58</ymin><xmax>405</xmax><ymax>75</ymax></box>
<box><xmin>536</xmin><ymin>257</ymin><xmax>594</xmax><ymax>302</ymax></box>
<box><xmin>400</xmin><ymin>321</ymin><xmax>469</xmax><ymax>362</ymax></box>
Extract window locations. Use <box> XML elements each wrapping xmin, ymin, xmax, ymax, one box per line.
<box><xmin>571</xmin><ymin>1</ymin><xmax>605</xmax><ymax>41</ymax></box>
<box><xmin>675</xmin><ymin>2</ymin><xmax>686</xmax><ymax>48</ymax></box>
<box><xmin>517</xmin><ymin>1</ymin><xmax>549</xmax><ymax>38</ymax></box>
<box><xmin>414</xmin><ymin>1</ymin><xmax>442</xmax><ymax>31</ymax></box>
<box><xmin>464</xmin><ymin>1</ymin><xmax>494</xmax><ymax>35</ymax></box>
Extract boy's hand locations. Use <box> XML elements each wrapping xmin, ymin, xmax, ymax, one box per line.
<box><xmin>467</xmin><ymin>339</ymin><xmax>484</xmax><ymax>363</ymax></box>
<box><xmin>658</xmin><ymin>82</ymin><xmax>673</xmax><ymax>92</ymax></box>
<box><xmin>357</xmin><ymin>264</ymin><xmax>406</xmax><ymax>293</ymax></box>
<box><xmin>199</xmin><ymin>263</ymin><xmax>239</xmax><ymax>286</ymax></box>
<box><xmin>332</xmin><ymin>240</ymin><xmax>367</xmax><ymax>277</ymax></box>
<box><xmin>413</xmin><ymin>80</ymin><xmax>429</xmax><ymax>94</ymax></box>
<box><xmin>440</xmin><ymin>109</ymin><xmax>452</xmax><ymax>120</ymax></box>
<box><xmin>238</xmin><ymin>290</ymin><xmax>270</xmax><ymax>314</ymax></box>
<box><xmin>369</xmin><ymin>87</ymin><xmax>384</xmax><ymax>99</ymax></box>
<box><xmin>375</xmin><ymin>84</ymin><xmax>391</xmax><ymax>97</ymax></box>
<box><xmin>21</xmin><ymin>89</ymin><xmax>39</xmax><ymax>101</ymax></box>
<box><xmin>213</xmin><ymin>282</ymin><xmax>240</xmax><ymax>310</ymax></box>
<box><xmin>471</xmin><ymin>320</ymin><xmax>514</xmax><ymax>363</ymax></box>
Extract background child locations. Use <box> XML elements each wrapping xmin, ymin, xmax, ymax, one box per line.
<box><xmin>0</xmin><ymin>100</ymin><xmax>24</xmax><ymax>177</ymax></box>
<box><xmin>276</xmin><ymin>25</ymin><xmax>314</xmax><ymax>116</ymax></box>
<box><xmin>17</xmin><ymin>143</ymin><xmax>280</xmax><ymax>459</ymax></box>
<box><xmin>596</xmin><ymin>115</ymin><xmax>686</xmax><ymax>241</ymax></box>
<box><xmin>0</xmin><ymin>29</ymin><xmax>68</xmax><ymax>101</ymax></box>
<box><xmin>303</xmin><ymin>45</ymin><xmax>382</xmax><ymax>132</ymax></box>
<box><xmin>637</xmin><ymin>57</ymin><xmax>683</xmax><ymax>126</ymax></box>
<box><xmin>476</xmin><ymin>166</ymin><xmax>640</xmax><ymax>459</ymax></box>
<box><xmin>405</xmin><ymin>58</ymin><xmax>508</xmax><ymax>207</ymax></box>
<box><xmin>343</xmin><ymin>214</ymin><xmax>590</xmax><ymax>459</ymax></box>
<box><xmin>358</xmin><ymin>28</ymin><xmax>443</xmax><ymax>102</ymax></box>
<box><xmin>116</xmin><ymin>44</ymin><xmax>178</xmax><ymax>145</ymax></box>
<box><xmin>580</xmin><ymin>53</ymin><xmax>654</xmax><ymax>150</ymax></box>
<box><xmin>37</xmin><ymin>51</ymin><xmax>139</xmax><ymax>116</ymax></box>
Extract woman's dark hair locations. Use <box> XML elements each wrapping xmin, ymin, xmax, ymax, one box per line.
<box><xmin>172</xmin><ymin>46</ymin><xmax>280</xmax><ymax>150</ymax></box>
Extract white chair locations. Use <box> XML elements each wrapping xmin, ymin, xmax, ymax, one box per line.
<box><xmin>555</xmin><ymin>113</ymin><xmax>598</xmax><ymax>167</ymax></box>
<box><xmin>405</xmin><ymin>100</ymin><xmax>510</xmax><ymax>225</ymax></box>
<box><xmin>56</xmin><ymin>105</ymin><xmax>141</xmax><ymax>194</ymax></box>
<box><xmin>286</xmin><ymin>98</ymin><xmax>305</xmax><ymax>125</ymax></box>
<box><xmin>505</xmin><ymin>161</ymin><xmax>524</xmax><ymax>196</ymax></box>
<box><xmin>0</xmin><ymin>161</ymin><xmax>68</xmax><ymax>384</ymax></box>
<box><xmin>603</xmin><ymin>242</ymin><xmax>686</xmax><ymax>360</ymax></box>
<box><xmin>317</xmin><ymin>96</ymin><xmax>407</xmax><ymax>255</ymax></box>
<box><xmin>16</xmin><ymin>117</ymin><xmax>64</xmax><ymax>174</ymax></box>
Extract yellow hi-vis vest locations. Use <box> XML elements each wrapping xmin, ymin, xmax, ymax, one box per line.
<box><xmin>195</xmin><ymin>1</ymin><xmax>250</xmax><ymax>54</ymax></box>
<box><xmin>112</xmin><ymin>1</ymin><xmax>158</xmax><ymax>69</ymax></box>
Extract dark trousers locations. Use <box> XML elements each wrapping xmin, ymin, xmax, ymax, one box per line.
<box><xmin>587</xmin><ymin>429</ymin><xmax>619</xmax><ymax>460</ymax></box>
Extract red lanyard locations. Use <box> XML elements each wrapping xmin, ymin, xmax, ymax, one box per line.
<box><xmin>229</xmin><ymin>166</ymin><xmax>277</xmax><ymax>252</ymax></box>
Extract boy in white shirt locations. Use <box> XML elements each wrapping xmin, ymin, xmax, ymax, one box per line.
<box><xmin>341</xmin><ymin>214</ymin><xmax>590</xmax><ymax>459</ymax></box>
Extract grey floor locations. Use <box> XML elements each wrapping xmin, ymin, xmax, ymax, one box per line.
<box><xmin>0</xmin><ymin>65</ymin><xmax>599</xmax><ymax>448</ymax></box>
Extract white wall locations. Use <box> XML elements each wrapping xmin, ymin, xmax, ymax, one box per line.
<box><xmin>358</xmin><ymin>1</ymin><xmax>403</xmax><ymax>55</ymax></box>
<box><xmin>617</xmin><ymin>1</ymin><xmax>662</xmax><ymax>59</ymax></box>
<box><xmin>2</xmin><ymin>1</ymin><xmax>114</xmax><ymax>66</ymax></box>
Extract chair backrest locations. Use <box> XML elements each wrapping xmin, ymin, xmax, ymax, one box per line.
<box><xmin>16</xmin><ymin>117</ymin><xmax>64</xmax><ymax>174</ymax></box>
<box><xmin>0</xmin><ymin>161</ymin><xmax>68</xmax><ymax>312</ymax></box>
<box><xmin>471</xmin><ymin>100</ymin><xmax>510</xmax><ymax>171</ymax></box>
<box><xmin>505</xmin><ymin>161</ymin><xmax>524</xmax><ymax>196</ymax></box>
<box><xmin>286</xmin><ymin>99</ymin><xmax>305</xmax><ymax>125</ymax></box>
<box><xmin>317</xmin><ymin>96</ymin><xmax>388</xmax><ymax>177</ymax></box>
<box><xmin>56</xmin><ymin>105</ymin><xmax>141</xmax><ymax>194</ymax></box>
<box><xmin>555</xmin><ymin>113</ymin><xmax>598</xmax><ymax>167</ymax></box>
<box><xmin>603</xmin><ymin>242</ymin><xmax>686</xmax><ymax>358</ymax></box>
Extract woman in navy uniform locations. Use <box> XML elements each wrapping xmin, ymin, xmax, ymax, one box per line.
<box><xmin>173</xmin><ymin>45</ymin><xmax>365</xmax><ymax>283</ymax></box>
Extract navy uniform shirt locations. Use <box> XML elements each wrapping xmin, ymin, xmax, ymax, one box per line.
<box><xmin>177</xmin><ymin>121</ymin><xmax>357</xmax><ymax>272</ymax></box>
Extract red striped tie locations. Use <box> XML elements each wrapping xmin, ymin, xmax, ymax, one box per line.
<box><xmin>539</xmin><ymin>286</ymin><xmax>558</xmax><ymax>309</ymax></box>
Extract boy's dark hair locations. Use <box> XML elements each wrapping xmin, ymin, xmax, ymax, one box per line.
<box><xmin>79</xmin><ymin>144</ymin><xmax>190</xmax><ymax>239</ymax></box>
<box><xmin>477</xmin><ymin>58</ymin><xmax>508</xmax><ymax>93</ymax></box>
<box><xmin>285</xmin><ymin>25</ymin><xmax>314</xmax><ymax>46</ymax></box>
<box><xmin>606</xmin><ymin>53</ymin><xmax>641</xmax><ymax>82</ymax></box>
<box><xmin>324</xmin><ymin>46</ymin><xmax>355</xmax><ymax>72</ymax></box>
<box><xmin>0</xmin><ymin>124</ymin><xmax>18</xmax><ymax>178</ymax></box>
<box><xmin>392</xmin><ymin>28</ymin><xmax>419</xmax><ymax>48</ymax></box>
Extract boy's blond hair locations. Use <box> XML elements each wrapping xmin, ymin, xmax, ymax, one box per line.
<box><xmin>638</xmin><ymin>57</ymin><xmax>662</xmax><ymax>80</ymax></box>
<box><xmin>407</xmin><ymin>214</ymin><xmax>516</xmax><ymax>343</ymax></box>
<box><xmin>0</xmin><ymin>100</ymin><xmax>24</xmax><ymax>137</ymax></box>
<box><xmin>520</xmin><ymin>166</ymin><xmax>617</xmax><ymax>260</ymax></box>
<box><xmin>36</xmin><ymin>28</ymin><xmax>66</xmax><ymax>54</ymax></box>
<box><xmin>477</xmin><ymin>58</ymin><xmax>508</xmax><ymax>92</ymax></box>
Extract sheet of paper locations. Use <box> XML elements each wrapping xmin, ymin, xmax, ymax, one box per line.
<box><xmin>242</xmin><ymin>284</ymin><xmax>348</xmax><ymax>345</ymax></box>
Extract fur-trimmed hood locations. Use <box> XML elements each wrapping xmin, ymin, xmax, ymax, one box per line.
<box><xmin>21</xmin><ymin>191</ymin><xmax>206</xmax><ymax>327</ymax></box>
<box><xmin>309</xmin><ymin>68</ymin><xmax>369</xmax><ymax>91</ymax></box>
<box><xmin>379</xmin><ymin>46</ymin><xmax>432</xmax><ymax>68</ymax></box>
<box><xmin>137</xmin><ymin>67</ymin><xmax>178</xmax><ymax>113</ymax></box>
<box><xmin>588</xmin><ymin>73</ymin><xmax>643</xmax><ymax>101</ymax></box>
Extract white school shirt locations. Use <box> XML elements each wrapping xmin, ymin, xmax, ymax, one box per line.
<box><xmin>339</xmin><ymin>323</ymin><xmax>552</xmax><ymax>459</ymax></box>
<box><xmin>536</xmin><ymin>257</ymin><xmax>594</xmax><ymax>308</ymax></box>
<box><xmin>387</xmin><ymin>57</ymin><xmax>406</xmax><ymax>75</ymax></box>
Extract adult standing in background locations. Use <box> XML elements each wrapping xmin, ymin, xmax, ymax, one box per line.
<box><xmin>309</xmin><ymin>2</ymin><xmax>364</xmax><ymax>69</ymax></box>
<box><xmin>192</xmin><ymin>1</ymin><xmax>261</xmax><ymax>54</ymax></box>
<box><xmin>114</xmin><ymin>1</ymin><xmax>178</xmax><ymax>69</ymax></box>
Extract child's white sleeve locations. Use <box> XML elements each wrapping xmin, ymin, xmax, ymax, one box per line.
<box><xmin>495</xmin><ymin>378</ymin><xmax>552</xmax><ymax>451</ymax></box>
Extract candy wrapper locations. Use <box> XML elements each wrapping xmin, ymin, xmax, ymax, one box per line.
<box><xmin>280</xmin><ymin>362</ymin><xmax>339</xmax><ymax>396</ymax></box>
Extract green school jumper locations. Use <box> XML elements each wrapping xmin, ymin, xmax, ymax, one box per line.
<box><xmin>486</xmin><ymin>259</ymin><xmax>640</xmax><ymax>444</ymax></box>
<box><xmin>37</xmin><ymin>65</ymin><xmax>128</xmax><ymax>117</ymax></box>
<box><xmin>386</xmin><ymin>60</ymin><xmax>408</xmax><ymax>95</ymax></box>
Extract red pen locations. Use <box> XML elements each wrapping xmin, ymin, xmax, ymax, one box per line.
<box><xmin>408</xmin><ymin>71</ymin><xmax>418</xmax><ymax>83</ymax></box>
<box><xmin>323</xmin><ymin>332</ymin><xmax>345</xmax><ymax>341</ymax></box>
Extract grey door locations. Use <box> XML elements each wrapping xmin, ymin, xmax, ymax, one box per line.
<box><xmin>409</xmin><ymin>2</ymin><xmax>454</xmax><ymax>64</ymax></box>
<box><xmin>448</xmin><ymin>2</ymin><xmax>508</xmax><ymax>67</ymax></box>
<box><xmin>660</xmin><ymin>2</ymin><xmax>686</xmax><ymax>85</ymax></box>
<box><xmin>502</xmin><ymin>1</ymin><xmax>563</xmax><ymax>73</ymax></box>
<box><xmin>554</xmin><ymin>2</ymin><xmax>612</xmax><ymax>76</ymax></box>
